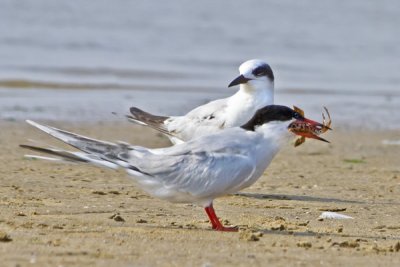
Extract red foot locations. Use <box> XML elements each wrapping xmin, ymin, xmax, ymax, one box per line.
<box><xmin>204</xmin><ymin>204</ymin><xmax>238</xmax><ymax>232</ymax></box>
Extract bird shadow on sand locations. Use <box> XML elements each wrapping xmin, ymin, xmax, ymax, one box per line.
<box><xmin>234</xmin><ymin>192</ymin><xmax>364</xmax><ymax>204</ymax></box>
<box><xmin>253</xmin><ymin>228</ymin><xmax>400</xmax><ymax>241</ymax></box>
<box><xmin>124</xmin><ymin>224</ymin><xmax>400</xmax><ymax>242</ymax></box>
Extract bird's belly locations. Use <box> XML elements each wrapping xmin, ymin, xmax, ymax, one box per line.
<box><xmin>131</xmin><ymin>176</ymin><xmax>211</xmax><ymax>206</ymax></box>
<box><xmin>231</xmin><ymin>148</ymin><xmax>278</xmax><ymax>193</ymax></box>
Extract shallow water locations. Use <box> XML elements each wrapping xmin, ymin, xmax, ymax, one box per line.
<box><xmin>0</xmin><ymin>0</ymin><xmax>399</xmax><ymax>128</ymax></box>
<box><xmin>1</xmin><ymin>88</ymin><xmax>399</xmax><ymax>131</ymax></box>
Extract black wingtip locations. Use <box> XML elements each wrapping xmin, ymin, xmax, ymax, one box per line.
<box><xmin>130</xmin><ymin>107</ymin><xmax>144</xmax><ymax>115</ymax></box>
<box><xmin>129</xmin><ymin>107</ymin><xmax>168</xmax><ymax>123</ymax></box>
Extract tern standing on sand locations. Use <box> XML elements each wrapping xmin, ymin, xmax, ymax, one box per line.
<box><xmin>21</xmin><ymin>105</ymin><xmax>330</xmax><ymax>232</ymax></box>
<box><xmin>128</xmin><ymin>59</ymin><xmax>275</xmax><ymax>144</ymax></box>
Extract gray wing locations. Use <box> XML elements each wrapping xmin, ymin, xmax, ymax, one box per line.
<box><xmin>163</xmin><ymin>98</ymin><xmax>229</xmax><ymax>141</ymax></box>
<box><xmin>124</xmin><ymin>146</ymin><xmax>256</xmax><ymax>199</ymax></box>
<box><xmin>128</xmin><ymin>98</ymin><xmax>230</xmax><ymax>142</ymax></box>
<box><xmin>22</xmin><ymin>120</ymin><xmax>256</xmax><ymax>199</ymax></box>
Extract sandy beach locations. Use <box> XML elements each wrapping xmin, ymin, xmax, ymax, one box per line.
<box><xmin>0</xmin><ymin>121</ymin><xmax>399</xmax><ymax>266</ymax></box>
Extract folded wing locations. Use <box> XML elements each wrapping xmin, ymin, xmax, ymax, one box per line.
<box><xmin>21</xmin><ymin>120</ymin><xmax>256</xmax><ymax>201</ymax></box>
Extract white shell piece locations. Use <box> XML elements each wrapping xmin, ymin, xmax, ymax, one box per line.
<box><xmin>319</xmin><ymin>212</ymin><xmax>354</xmax><ymax>220</ymax></box>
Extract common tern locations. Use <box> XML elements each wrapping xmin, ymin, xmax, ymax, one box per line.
<box><xmin>21</xmin><ymin>105</ymin><xmax>330</xmax><ymax>232</ymax></box>
<box><xmin>128</xmin><ymin>59</ymin><xmax>275</xmax><ymax>144</ymax></box>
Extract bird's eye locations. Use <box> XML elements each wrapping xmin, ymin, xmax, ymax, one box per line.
<box><xmin>253</xmin><ymin>66</ymin><xmax>265</xmax><ymax>77</ymax></box>
<box><xmin>293</xmin><ymin>112</ymin><xmax>301</xmax><ymax>119</ymax></box>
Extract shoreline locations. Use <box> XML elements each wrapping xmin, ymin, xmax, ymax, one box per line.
<box><xmin>1</xmin><ymin>88</ymin><xmax>399</xmax><ymax>131</ymax></box>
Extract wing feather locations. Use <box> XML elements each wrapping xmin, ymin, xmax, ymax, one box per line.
<box><xmin>124</xmin><ymin>142</ymin><xmax>256</xmax><ymax>199</ymax></box>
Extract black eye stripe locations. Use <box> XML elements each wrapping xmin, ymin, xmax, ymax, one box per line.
<box><xmin>253</xmin><ymin>66</ymin><xmax>266</xmax><ymax>76</ymax></box>
<box><xmin>251</xmin><ymin>64</ymin><xmax>275</xmax><ymax>81</ymax></box>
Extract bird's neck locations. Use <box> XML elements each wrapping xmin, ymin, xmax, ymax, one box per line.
<box><xmin>239</xmin><ymin>81</ymin><xmax>274</xmax><ymax>104</ymax></box>
<box><xmin>225</xmin><ymin>81</ymin><xmax>274</xmax><ymax>127</ymax></box>
<box><xmin>255</xmin><ymin>122</ymin><xmax>292</xmax><ymax>149</ymax></box>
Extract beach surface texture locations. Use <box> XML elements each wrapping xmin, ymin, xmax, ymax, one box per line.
<box><xmin>1</xmin><ymin>121</ymin><xmax>399</xmax><ymax>266</ymax></box>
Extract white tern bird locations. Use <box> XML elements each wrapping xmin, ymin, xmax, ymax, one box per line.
<box><xmin>128</xmin><ymin>59</ymin><xmax>275</xmax><ymax>144</ymax></box>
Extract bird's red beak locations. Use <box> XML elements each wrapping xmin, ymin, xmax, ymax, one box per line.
<box><xmin>289</xmin><ymin>117</ymin><xmax>331</xmax><ymax>143</ymax></box>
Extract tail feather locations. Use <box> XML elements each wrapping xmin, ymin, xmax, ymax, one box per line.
<box><xmin>26</xmin><ymin>120</ymin><xmax>121</xmax><ymax>156</ymax></box>
<box><xmin>20</xmin><ymin>144</ymin><xmax>119</xmax><ymax>169</ymax></box>
<box><xmin>25</xmin><ymin>155</ymin><xmax>70</xmax><ymax>162</ymax></box>
<box><xmin>20</xmin><ymin>144</ymin><xmax>89</xmax><ymax>163</ymax></box>
<box><xmin>128</xmin><ymin>107</ymin><xmax>171</xmax><ymax>135</ymax></box>
<box><xmin>23</xmin><ymin>120</ymin><xmax>149</xmax><ymax>174</ymax></box>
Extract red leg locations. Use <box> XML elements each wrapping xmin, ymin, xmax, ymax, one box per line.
<box><xmin>204</xmin><ymin>205</ymin><xmax>219</xmax><ymax>229</ymax></box>
<box><xmin>204</xmin><ymin>203</ymin><xmax>238</xmax><ymax>232</ymax></box>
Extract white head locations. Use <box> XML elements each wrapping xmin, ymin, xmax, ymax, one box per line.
<box><xmin>228</xmin><ymin>59</ymin><xmax>274</xmax><ymax>92</ymax></box>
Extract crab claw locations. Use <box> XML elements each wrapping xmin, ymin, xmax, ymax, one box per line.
<box><xmin>293</xmin><ymin>105</ymin><xmax>305</xmax><ymax>117</ymax></box>
<box><xmin>318</xmin><ymin>107</ymin><xmax>332</xmax><ymax>133</ymax></box>
<box><xmin>294</xmin><ymin>136</ymin><xmax>306</xmax><ymax>147</ymax></box>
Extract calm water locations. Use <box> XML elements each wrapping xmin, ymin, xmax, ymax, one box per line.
<box><xmin>0</xmin><ymin>0</ymin><xmax>399</xmax><ymax>128</ymax></box>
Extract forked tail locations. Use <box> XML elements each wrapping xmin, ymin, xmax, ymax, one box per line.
<box><xmin>20</xmin><ymin>120</ymin><xmax>148</xmax><ymax>175</ymax></box>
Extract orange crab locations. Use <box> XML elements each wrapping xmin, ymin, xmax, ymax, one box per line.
<box><xmin>292</xmin><ymin>106</ymin><xmax>332</xmax><ymax>147</ymax></box>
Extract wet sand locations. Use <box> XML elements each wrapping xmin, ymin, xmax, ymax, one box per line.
<box><xmin>0</xmin><ymin>121</ymin><xmax>399</xmax><ymax>266</ymax></box>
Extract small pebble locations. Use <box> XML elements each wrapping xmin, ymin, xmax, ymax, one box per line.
<box><xmin>239</xmin><ymin>230</ymin><xmax>262</xmax><ymax>242</ymax></box>
<box><xmin>0</xmin><ymin>231</ymin><xmax>12</xmax><ymax>242</ymax></box>
<box><xmin>297</xmin><ymin>241</ymin><xmax>312</xmax><ymax>248</ymax></box>
<box><xmin>394</xmin><ymin>242</ymin><xmax>400</xmax><ymax>252</ymax></box>
<box><xmin>109</xmin><ymin>213</ymin><xmax>125</xmax><ymax>222</ymax></box>
<box><xmin>113</xmin><ymin>215</ymin><xmax>125</xmax><ymax>222</ymax></box>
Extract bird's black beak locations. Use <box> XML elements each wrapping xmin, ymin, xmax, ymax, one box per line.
<box><xmin>228</xmin><ymin>74</ymin><xmax>251</xmax><ymax>87</ymax></box>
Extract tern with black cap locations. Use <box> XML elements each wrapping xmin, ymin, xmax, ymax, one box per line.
<box><xmin>20</xmin><ymin>105</ymin><xmax>331</xmax><ymax>232</ymax></box>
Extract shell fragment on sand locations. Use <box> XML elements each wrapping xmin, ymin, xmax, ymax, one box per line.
<box><xmin>319</xmin><ymin>212</ymin><xmax>353</xmax><ymax>220</ymax></box>
<box><xmin>382</xmin><ymin>140</ymin><xmax>400</xmax><ymax>146</ymax></box>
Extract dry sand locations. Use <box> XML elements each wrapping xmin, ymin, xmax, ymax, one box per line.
<box><xmin>0</xmin><ymin>121</ymin><xmax>399</xmax><ymax>266</ymax></box>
